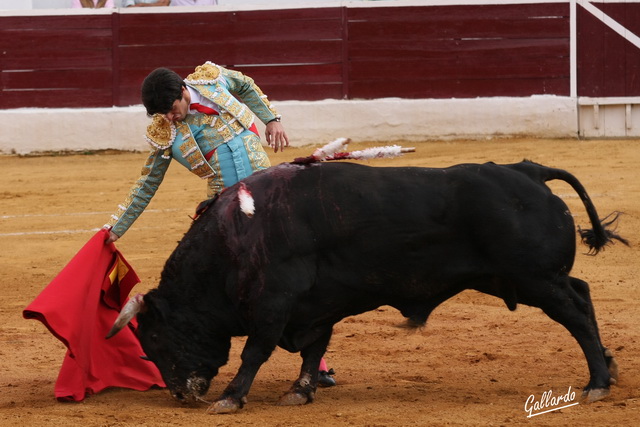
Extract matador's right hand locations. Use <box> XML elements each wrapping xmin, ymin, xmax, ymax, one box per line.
<box><xmin>106</xmin><ymin>230</ymin><xmax>120</xmax><ymax>245</ymax></box>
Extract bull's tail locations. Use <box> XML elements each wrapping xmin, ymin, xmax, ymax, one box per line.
<box><xmin>577</xmin><ymin>211</ymin><xmax>628</xmax><ymax>254</ymax></box>
<box><xmin>517</xmin><ymin>161</ymin><xmax>629</xmax><ymax>254</ymax></box>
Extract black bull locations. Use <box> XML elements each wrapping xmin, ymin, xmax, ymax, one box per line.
<box><xmin>108</xmin><ymin>160</ymin><xmax>627</xmax><ymax>414</ymax></box>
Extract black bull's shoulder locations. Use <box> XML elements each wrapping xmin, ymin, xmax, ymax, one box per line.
<box><xmin>136</xmin><ymin>160</ymin><xmax>625</xmax><ymax>413</ymax></box>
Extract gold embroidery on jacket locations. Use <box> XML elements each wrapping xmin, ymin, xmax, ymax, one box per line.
<box><xmin>185</xmin><ymin>62</ymin><xmax>221</xmax><ymax>84</ymax></box>
<box><xmin>145</xmin><ymin>114</ymin><xmax>175</xmax><ymax>150</ymax></box>
<box><xmin>189</xmin><ymin>114</ymin><xmax>216</xmax><ymax>127</ymax></box>
<box><xmin>217</xmin><ymin>126</ymin><xmax>233</xmax><ymax>143</ymax></box>
<box><xmin>175</xmin><ymin>122</ymin><xmax>216</xmax><ymax>179</ymax></box>
<box><xmin>189</xmin><ymin>85</ymin><xmax>255</xmax><ymax>131</ymax></box>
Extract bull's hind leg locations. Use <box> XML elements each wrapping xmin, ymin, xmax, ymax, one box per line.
<box><xmin>569</xmin><ymin>277</ymin><xmax>619</xmax><ymax>385</ymax></box>
<box><xmin>277</xmin><ymin>328</ymin><xmax>333</xmax><ymax>406</ymax></box>
<box><xmin>521</xmin><ymin>276</ymin><xmax>613</xmax><ymax>403</ymax></box>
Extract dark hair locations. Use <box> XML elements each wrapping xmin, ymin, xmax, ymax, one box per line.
<box><xmin>141</xmin><ymin>68</ymin><xmax>186</xmax><ymax>116</ymax></box>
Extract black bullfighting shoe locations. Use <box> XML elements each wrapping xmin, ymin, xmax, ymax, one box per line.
<box><xmin>318</xmin><ymin>368</ymin><xmax>336</xmax><ymax>387</ymax></box>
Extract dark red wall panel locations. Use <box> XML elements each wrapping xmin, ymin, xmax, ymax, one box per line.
<box><xmin>113</xmin><ymin>7</ymin><xmax>345</xmax><ymax>105</ymax></box>
<box><xmin>0</xmin><ymin>3</ymin><xmax>581</xmax><ymax>109</ymax></box>
<box><xmin>577</xmin><ymin>2</ymin><xmax>640</xmax><ymax>97</ymax></box>
<box><xmin>347</xmin><ymin>3</ymin><xmax>570</xmax><ymax>99</ymax></box>
<box><xmin>0</xmin><ymin>14</ymin><xmax>114</xmax><ymax>108</ymax></box>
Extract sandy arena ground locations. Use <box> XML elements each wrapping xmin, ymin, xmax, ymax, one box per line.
<box><xmin>0</xmin><ymin>139</ymin><xmax>638</xmax><ymax>426</ymax></box>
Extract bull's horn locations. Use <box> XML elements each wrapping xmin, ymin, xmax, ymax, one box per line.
<box><xmin>106</xmin><ymin>293</ymin><xmax>145</xmax><ymax>339</ymax></box>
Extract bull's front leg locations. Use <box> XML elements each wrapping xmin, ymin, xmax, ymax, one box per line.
<box><xmin>207</xmin><ymin>336</ymin><xmax>276</xmax><ymax>414</ymax></box>
<box><xmin>277</xmin><ymin>328</ymin><xmax>333</xmax><ymax>406</ymax></box>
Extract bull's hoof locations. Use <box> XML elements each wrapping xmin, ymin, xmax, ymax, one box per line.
<box><xmin>207</xmin><ymin>398</ymin><xmax>241</xmax><ymax>414</ymax></box>
<box><xmin>581</xmin><ymin>387</ymin><xmax>610</xmax><ymax>403</ymax></box>
<box><xmin>277</xmin><ymin>391</ymin><xmax>314</xmax><ymax>406</ymax></box>
<box><xmin>605</xmin><ymin>349</ymin><xmax>619</xmax><ymax>384</ymax></box>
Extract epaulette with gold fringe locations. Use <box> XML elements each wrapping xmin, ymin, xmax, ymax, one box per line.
<box><xmin>144</xmin><ymin>114</ymin><xmax>176</xmax><ymax>151</ymax></box>
<box><xmin>185</xmin><ymin>61</ymin><xmax>221</xmax><ymax>85</ymax></box>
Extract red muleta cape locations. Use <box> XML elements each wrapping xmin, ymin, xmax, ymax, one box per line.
<box><xmin>23</xmin><ymin>229</ymin><xmax>165</xmax><ymax>401</ymax></box>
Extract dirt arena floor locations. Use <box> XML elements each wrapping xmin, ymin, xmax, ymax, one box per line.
<box><xmin>1</xmin><ymin>138</ymin><xmax>638</xmax><ymax>426</ymax></box>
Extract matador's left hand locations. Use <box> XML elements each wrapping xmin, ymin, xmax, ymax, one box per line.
<box><xmin>265</xmin><ymin>121</ymin><xmax>290</xmax><ymax>153</ymax></box>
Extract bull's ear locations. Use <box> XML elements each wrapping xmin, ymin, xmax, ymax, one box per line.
<box><xmin>105</xmin><ymin>294</ymin><xmax>146</xmax><ymax>339</ymax></box>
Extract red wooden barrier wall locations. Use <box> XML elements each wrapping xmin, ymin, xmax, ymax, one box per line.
<box><xmin>115</xmin><ymin>8</ymin><xmax>347</xmax><ymax>105</ymax></box>
<box><xmin>1</xmin><ymin>14</ymin><xmax>115</xmax><ymax>108</ymax></box>
<box><xmin>346</xmin><ymin>3</ymin><xmax>569</xmax><ymax>99</ymax></box>
<box><xmin>8</xmin><ymin>2</ymin><xmax>638</xmax><ymax>110</ymax></box>
<box><xmin>577</xmin><ymin>2</ymin><xmax>640</xmax><ymax>97</ymax></box>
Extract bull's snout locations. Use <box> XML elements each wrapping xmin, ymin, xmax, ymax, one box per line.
<box><xmin>187</xmin><ymin>375</ymin><xmax>211</xmax><ymax>397</ymax></box>
<box><xmin>169</xmin><ymin>375</ymin><xmax>211</xmax><ymax>404</ymax></box>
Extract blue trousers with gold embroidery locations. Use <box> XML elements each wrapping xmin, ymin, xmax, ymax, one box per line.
<box><xmin>206</xmin><ymin>129</ymin><xmax>271</xmax><ymax>197</ymax></box>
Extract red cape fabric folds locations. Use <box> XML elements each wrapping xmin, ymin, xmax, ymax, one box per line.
<box><xmin>23</xmin><ymin>229</ymin><xmax>165</xmax><ymax>401</ymax></box>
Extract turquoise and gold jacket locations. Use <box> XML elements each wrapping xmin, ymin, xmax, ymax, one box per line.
<box><xmin>105</xmin><ymin>62</ymin><xmax>277</xmax><ymax>237</ymax></box>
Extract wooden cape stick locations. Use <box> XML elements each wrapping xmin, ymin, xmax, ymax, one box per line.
<box><xmin>293</xmin><ymin>138</ymin><xmax>415</xmax><ymax>164</ymax></box>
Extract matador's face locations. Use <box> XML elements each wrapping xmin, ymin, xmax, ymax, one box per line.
<box><xmin>164</xmin><ymin>86</ymin><xmax>190</xmax><ymax>123</ymax></box>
